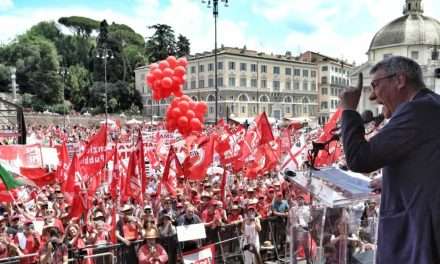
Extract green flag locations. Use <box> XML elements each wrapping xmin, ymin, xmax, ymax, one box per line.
<box><xmin>0</xmin><ymin>162</ymin><xmax>23</xmax><ymax>190</ymax></box>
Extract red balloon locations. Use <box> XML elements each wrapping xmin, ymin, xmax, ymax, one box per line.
<box><xmin>181</xmin><ymin>95</ymin><xmax>191</xmax><ymax>102</ymax></box>
<box><xmin>173</xmin><ymin>88</ymin><xmax>183</xmax><ymax>97</ymax></box>
<box><xmin>152</xmin><ymin>68</ymin><xmax>163</xmax><ymax>79</ymax></box>
<box><xmin>146</xmin><ymin>73</ymin><xmax>155</xmax><ymax>84</ymax></box>
<box><xmin>177</xmin><ymin>116</ymin><xmax>189</xmax><ymax>129</ymax></box>
<box><xmin>190</xmin><ymin>118</ymin><xmax>203</xmax><ymax>131</ymax></box>
<box><xmin>195</xmin><ymin>102</ymin><xmax>208</xmax><ymax>114</ymax></box>
<box><xmin>178</xmin><ymin>100</ymin><xmax>190</xmax><ymax>114</ymax></box>
<box><xmin>171</xmin><ymin>107</ymin><xmax>182</xmax><ymax>118</ymax></box>
<box><xmin>186</xmin><ymin>109</ymin><xmax>196</xmax><ymax>120</ymax></box>
<box><xmin>177</xmin><ymin>57</ymin><xmax>188</xmax><ymax>67</ymax></box>
<box><xmin>152</xmin><ymin>92</ymin><xmax>161</xmax><ymax>101</ymax></box>
<box><xmin>171</xmin><ymin>98</ymin><xmax>180</xmax><ymax>108</ymax></box>
<box><xmin>162</xmin><ymin>87</ymin><xmax>172</xmax><ymax>97</ymax></box>
<box><xmin>188</xmin><ymin>100</ymin><xmax>196</xmax><ymax>110</ymax></box>
<box><xmin>150</xmin><ymin>63</ymin><xmax>159</xmax><ymax>70</ymax></box>
<box><xmin>153</xmin><ymin>80</ymin><xmax>162</xmax><ymax>90</ymax></box>
<box><xmin>167</xmin><ymin>118</ymin><xmax>177</xmax><ymax>131</ymax></box>
<box><xmin>166</xmin><ymin>56</ymin><xmax>178</xmax><ymax>68</ymax></box>
<box><xmin>174</xmin><ymin>66</ymin><xmax>186</xmax><ymax>77</ymax></box>
<box><xmin>161</xmin><ymin>77</ymin><xmax>173</xmax><ymax>89</ymax></box>
<box><xmin>159</xmin><ymin>60</ymin><xmax>170</xmax><ymax>70</ymax></box>
<box><xmin>172</xmin><ymin>76</ymin><xmax>183</xmax><ymax>85</ymax></box>
<box><xmin>170</xmin><ymin>82</ymin><xmax>180</xmax><ymax>93</ymax></box>
<box><xmin>163</xmin><ymin>68</ymin><xmax>174</xmax><ymax>78</ymax></box>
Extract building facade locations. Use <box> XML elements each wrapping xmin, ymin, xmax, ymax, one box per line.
<box><xmin>135</xmin><ymin>47</ymin><xmax>321</xmax><ymax>123</ymax></box>
<box><xmin>351</xmin><ymin>0</ymin><xmax>440</xmax><ymax>115</ymax></box>
<box><xmin>299</xmin><ymin>51</ymin><xmax>352</xmax><ymax>124</ymax></box>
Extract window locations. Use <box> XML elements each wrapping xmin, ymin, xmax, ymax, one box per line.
<box><xmin>261</xmin><ymin>65</ymin><xmax>267</xmax><ymax>73</ymax></box>
<box><xmin>208</xmin><ymin>63</ymin><xmax>213</xmax><ymax>71</ymax></box>
<box><xmin>321</xmin><ymin>77</ymin><xmax>328</xmax><ymax>84</ymax></box>
<box><xmin>228</xmin><ymin>77</ymin><xmax>236</xmax><ymax>87</ymax></box>
<box><xmin>191</xmin><ymin>80</ymin><xmax>196</xmax><ymax>89</ymax></box>
<box><xmin>273</xmin><ymin>66</ymin><xmax>280</xmax><ymax>74</ymax></box>
<box><xmin>383</xmin><ymin>53</ymin><xmax>393</xmax><ymax>59</ymax></box>
<box><xmin>183</xmin><ymin>83</ymin><xmax>187</xmax><ymax>90</ymax></box>
<box><xmin>293</xmin><ymin>80</ymin><xmax>300</xmax><ymax>90</ymax></box>
<box><xmin>209</xmin><ymin>107</ymin><xmax>214</xmax><ymax>114</ymax></box>
<box><xmin>218</xmin><ymin>62</ymin><xmax>223</xmax><ymax>70</ymax></box>
<box><xmin>217</xmin><ymin>77</ymin><xmax>223</xmax><ymax>87</ymax></box>
<box><xmin>321</xmin><ymin>101</ymin><xmax>328</xmax><ymax>109</ymax></box>
<box><xmin>311</xmin><ymin>70</ymin><xmax>316</xmax><ymax>77</ymax></box>
<box><xmin>321</xmin><ymin>66</ymin><xmax>328</xmax><ymax>71</ymax></box>
<box><xmin>285</xmin><ymin>68</ymin><xmax>292</xmax><ymax>75</ymax></box>
<box><xmin>261</xmin><ymin>79</ymin><xmax>267</xmax><ymax>88</ymax></box>
<box><xmin>411</xmin><ymin>51</ymin><xmax>419</xmax><ymax>60</ymax></box>
<box><xmin>303</xmin><ymin>80</ymin><xmax>308</xmax><ymax>91</ymax></box>
<box><xmin>251</xmin><ymin>64</ymin><xmax>257</xmax><ymax>72</ymax></box>
<box><xmin>285</xmin><ymin>81</ymin><xmax>291</xmax><ymax>90</ymax></box>
<box><xmin>273</xmin><ymin>81</ymin><xmax>280</xmax><ymax>91</ymax></box>
<box><xmin>331</xmin><ymin>76</ymin><xmax>335</xmax><ymax>84</ymax></box>
<box><xmin>198</xmin><ymin>79</ymin><xmax>205</xmax><ymax>88</ymax></box>
<box><xmin>191</xmin><ymin>66</ymin><xmax>196</xmax><ymax>74</ymax></box>
<box><xmin>228</xmin><ymin>61</ymin><xmax>235</xmax><ymax>70</ymax></box>
<box><xmin>240</xmin><ymin>78</ymin><xmax>247</xmax><ymax>87</ymax></box>
<box><xmin>286</xmin><ymin>107</ymin><xmax>290</xmax><ymax>113</ymax></box>
<box><xmin>199</xmin><ymin>65</ymin><xmax>204</xmax><ymax>72</ymax></box>
<box><xmin>322</xmin><ymin>87</ymin><xmax>328</xmax><ymax>95</ymax></box>
<box><xmin>208</xmin><ymin>78</ymin><xmax>214</xmax><ymax>87</ymax></box>
<box><xmin>303</xmin><ymin>69</ymin><xmax>309</xmax><ymax>77</ymax></box>
<box><xmin>311</xmin><ymin>81</ymin><xmax>316</xmax><ymax>91</ymax></box>
<box><xmin>240</xmin><ymin>63</ymin><xmax>247</xmax><ymax>71</ymax></box>
<box><xmin>251</xmin><ymin>78</ymin><xmax>257</xmax><ymax>88</ymax></box>
<box><xmin>241</xmin><ymin>106</ymin><xmax>246</xmax><ymax>113</ymax></box>
<box><xmin>294</xmin><ymin>69</ymin><xmax>301</xmax><ymax>76</ymax></box>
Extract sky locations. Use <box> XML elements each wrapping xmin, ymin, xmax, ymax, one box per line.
<box><xmin>1</xmin><ymin>0</ymin><xmax>440</xmax><ymax>64</ymax></box>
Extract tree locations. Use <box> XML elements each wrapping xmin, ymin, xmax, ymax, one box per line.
<box><xmin>0</xmin><ymin>64</ymin><xmax>10</xmax><ymax>92</ymax></box>
<box><xmin>58</xmin><ymin>16</ymin><xmax>100</xmax><ymax>38</ymax></box>
<box><xmin>145</xmin><ymin>24</ymin><xmax>177</xmax><ymax>62</ymax></box>
<box><xmin>176</xmin><ymin>34</ymin><xmax>190</xmax><ymax>57</ymax></box>
<box><xmin>65</xmin><ymin>64</ymin><xmax>91</xmax><ymax>111</ymax></box>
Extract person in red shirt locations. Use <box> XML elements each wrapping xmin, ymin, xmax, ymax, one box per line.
<box><xmin>14</xmin><ymin>221</ymin><xmax>40</xmax><ymax>264</ymax></box>
<box><xmin>227</xmin><ymin>205</ymin><xmax>243</xmax><ymax>225</ymax></box>
<box><xmin>256</xmin><ymin>195</ymin><xmax>270</xmax><ymax>219</ymax></box>
<box><xmin>137</xmin><ymin>228</ymin><xmax>168</xmax><ymax>264</ymax></box>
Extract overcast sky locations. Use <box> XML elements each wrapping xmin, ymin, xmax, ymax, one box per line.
<box><xmin>1</xmin><ymin>0</ymin><xmax>440</xmax><ymax>64</ymax></box>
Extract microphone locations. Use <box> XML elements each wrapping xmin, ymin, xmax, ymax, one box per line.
<box><xmin>362</xmin><ymin>110</ymin><xmax>384</xmax><ymax>126</ymax></box>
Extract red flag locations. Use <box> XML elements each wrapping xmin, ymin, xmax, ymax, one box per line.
<box><xmin>182</xmin><ymin>244</ymin><xmax>216</xmax><ymax>263</ymax></box>
<box><xmin>55</xmin><ymin>141</ymin><xmax>69</xmax><ymax>183</ymax></box>
<box><xmin>62</xmin><ymin>154</ymin><xmax>81</xmax><ymax>193</ymax></box>
<box><xmin>220</xmin><ymin>169</ymin><xmax>227</xmax><ymax>206</ymax></box>
<box><xmin>183</xmin><ymin>136</ymin><xmax>215</xmax><ymax>181</ymax></box>
<box><xmin>319</xmin><ymin>108</ymin><xmax>342</xmax><ymax>142</ymax></box>
<box><xmin>123</xmin><ymin>151</ymin><xmax>141</xmax><ymax>202</ymax></box>
<box><xmin>109</xmin><ymin>206</ymin><xmax>117</xmax><ymax>244</ymax></box>
<box><xmin>79</xmin><ymin>125</ymin><xmax>107</xmax><ymax>179</ymax></box>
<box><xmin>19</xmin><ymin>168</ymin><xmax>56</xmax><ymax>187</ymax></box>
<box><xmin>68</xmin><ymin>186</ymin><xmax>86</xmax><ymax>219</ymax></box>
<box><xmin>255</xmin><ymin>112</ymin><xmax>274</xmax><ymax>145</ymax></box>
<box><xmin>314</xmin><ymin>108</ymin><xmax>343</xmax><ymax>167</ymax></box>
<box><xmin>280</xmin><ymin>128</ymin><xmax>292</xmax><ymax>154</ymax></box>
<box><xmin>137</xmin><ymin>131</ymin><xmax>147</xmax><ymax>203</ymax></box>
<box><xmin>110</xmin><ymin>145</ymin><xmax>120</xmax><ymax>200</ymax></box>
<box><xmin>157</xmin><ymin>147</ymin><xmax>181</xmax><ymax>197</ymax></box>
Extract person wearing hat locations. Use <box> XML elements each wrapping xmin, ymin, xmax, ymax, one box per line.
<box><xmin>241</xmin><ymin>205</ymin><xmax>262</xmax><ymax>264</ymax></box>
<box><xmin>227</xmin><ymin>205</ymin><xmax>243</xmax><ymax>225</ymax></box>
<box><xmin>176</xmin><ymin>206</ymin><xmax>202</xmax><ymax>252</ymax></box>
<box><xmin>13</xmin><ymin>220</ymin><xmax>40</xmax><ymax>264</ymax></box>
<box><xmin>116</xmin><ymin>204</ymin><xmax>142</xmax><ymax>263</ymax></box>
<box><xmin>137</xmin><ymin>228</ymin><xmax>168</xmax><ymax>264</ymax></box>
<box><xmin>39</xmin><ymin>227</ymin><xmax>68</xmax><ymax>264</ymax></box>
<box><xmin>256</xmin><ymin>195</ymin><xmax>269</xmax><ymax>219</ymax></box>
<box><xmin>158</xmin><ymin>212</ymin><xmax>177</xmax><ymax>264</ymax></box>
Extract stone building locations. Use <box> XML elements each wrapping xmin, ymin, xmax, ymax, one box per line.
<box><xmin>351</xmin><ymin>0</ymin><xmax>440</xmax><ymax>115</ymax></box>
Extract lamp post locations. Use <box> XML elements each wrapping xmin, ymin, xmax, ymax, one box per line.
<box><xmin>10</xmin><ymin>67</ymin><xmax>17</xmax><ymax>102</ymax></box>
<box><xmin>95</xmin><ymin>47</ymin><xmax>114</xmax><ymax>124</ymax></box>
<box><xmin>59</xmin><ymin>67</ymin><xmax>69</xmax><ymax>129</ymax></box>
<box><xmin>201</xmin><ymin>0</ymin><xmax>230</xmax><ymax>123</ymax></box>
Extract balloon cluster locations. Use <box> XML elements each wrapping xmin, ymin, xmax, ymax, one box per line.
<box><xmin>145</xmin><ymin>56</ymin><xmax>188</xmax><ymax>100</ymax></box>
<box><xmin>166</xmin><ymin>95</ymin><xmax>208</xmax><ymax>136</ymax></box>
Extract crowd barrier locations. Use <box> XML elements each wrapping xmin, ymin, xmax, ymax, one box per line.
<box><xmin>0</xmin><ymin>217</ymin><xmax>290</xmax><ymax>264</ymax></box>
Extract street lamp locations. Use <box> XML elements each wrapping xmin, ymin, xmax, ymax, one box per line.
<box><xmin>95</xmin><ymin>47</ymin><xmax>115</xmax><ymax>123</ymax></box>
<box><xmin>59</xmin><ymin>67</ymin><xmax>69</xmax><ymax>129</ymax></box>
<box><xmin>10</xmin><ymin>67</ymin><xmax>17</xmax><ymax>102</ymax></box>
<box><xmin>201</xmin><ymin>0</ymin><xmax>230</xmax><ymax>123</ymax></box>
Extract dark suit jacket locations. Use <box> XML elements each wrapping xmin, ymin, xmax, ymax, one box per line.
<box><xmin>341</xmin><ymin>89</ymin><xmax>440</xmax><ymax>264</ymax></box>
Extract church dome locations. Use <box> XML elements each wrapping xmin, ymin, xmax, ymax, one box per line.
<box><xmin>369</xmin><ymin>0</ymin><xmax>440</xmax><ymax>51</ymax></box>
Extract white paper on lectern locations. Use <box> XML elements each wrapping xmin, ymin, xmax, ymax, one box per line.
<box><xmin>176</xmin><ymin>223</ymin><xmax>206</xmax><ymax>242</ymax></box>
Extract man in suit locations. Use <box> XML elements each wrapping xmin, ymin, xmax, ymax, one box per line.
<box><xmin>340</xmin><ymin>56</ymin><xmax>440</xmax><ymax>264</ymax></box>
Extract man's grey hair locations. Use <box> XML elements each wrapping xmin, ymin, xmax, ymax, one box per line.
<box><xmin>370</xmin><ymin>56</ymin><xmax>425</xmax><ymax>89</ymax></box>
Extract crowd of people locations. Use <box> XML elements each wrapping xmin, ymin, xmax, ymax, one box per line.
<box><xmin>0</xmin><ymin>120</ymin><xmax>380</xmax><ymax>264</ymax></box>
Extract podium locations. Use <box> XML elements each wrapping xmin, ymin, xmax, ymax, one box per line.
<box><xmin>285</xmin><ymin>166</ymin><xmax>379</xmax><ymax>264</ymax></box>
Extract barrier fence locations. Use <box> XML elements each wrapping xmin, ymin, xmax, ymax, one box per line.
<box><xmin>0</xmin><ymin>217</ymin><xmax>297</xmax><ymax>264</ymax></box>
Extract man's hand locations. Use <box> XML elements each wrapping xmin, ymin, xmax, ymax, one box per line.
<box><xmin>340</xmin><ymin>73</ymin><xmax>363</xmax><ymax>110</ymax></box>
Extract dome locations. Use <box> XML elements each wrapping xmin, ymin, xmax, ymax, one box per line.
<box><xmin>369</xmin><ymin>14</ymin><xmax>440</xmax><ymax>51</ymax></box>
